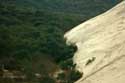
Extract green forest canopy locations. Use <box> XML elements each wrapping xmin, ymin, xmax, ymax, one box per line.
<box><xmin>0</xmin><ymin>0</ymin><xmax>121</xmax><ymax>83</ymax></box>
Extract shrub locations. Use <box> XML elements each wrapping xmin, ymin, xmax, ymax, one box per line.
<box><xmin>85</xmin><ymin>57</ymin><xmax>96</xmax><ymax>66</ymax></box>
<box><xmin>40</xmin><ymin>76</ymin><xmax>55</xmax><ymax>83</ymax></box>
<box><xmin>57</xmin><ymin>72</ymin><xmax>66</xmax><ymax>80</ymax></box>
<box><xmin>68</xmin><ymin>70</ymin><xmax>83</xmax><ymax>83</ymax></box>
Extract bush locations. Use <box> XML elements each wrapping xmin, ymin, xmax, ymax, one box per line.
<box><xmin>40</xmin><ymin>76</ymin><xmax>55</xmax><ymax>83</ymax></box>
<box><xmin>59</xmin><ymin>59</ymin><xmax>76</xmax><ymax>70</ymax></box>
<box><xmin>58</xmin><ymin>59</ymin><xmax>82</xmax><ymax>83</ymax></box>
<box><xmin>57</xmin><ymin>72</ymin><xmax>66</xmax><ymax>80</ymax></box>
<box><xmin>85</xmin><ymin>57</ymin><xmax>96</xmax><ymax>66</ymax></box>
<box><xmin>68</xmin><ymin>70</ymin><xmax>83</xmax><ymax>83</ymax></box>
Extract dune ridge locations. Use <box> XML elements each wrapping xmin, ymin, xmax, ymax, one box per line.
<box><xmin>64</xmin><ymin>1</ymin><xmax>125</xmax><ymax>83</ymax></box>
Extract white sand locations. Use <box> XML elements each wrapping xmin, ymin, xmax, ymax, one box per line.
<box><xmin>64</xmin><ymin>1</ymin><xmax>125</xmax><ymax>83</ymax></box>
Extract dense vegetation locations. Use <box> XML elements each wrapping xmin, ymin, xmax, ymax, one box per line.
<box><xmin>0</xmin><ymin>1</ymin><xmax>83</xmax><ymax>83</ymax></box>
<box><xmin>0</xmin><ymin>0</ymin><xmax>121</xmax><ymax>83</ymax></box>
<box><xmin>16</xmin><ymin>0</ymin><xmax>121</xmax><ymax>15</ymax></box>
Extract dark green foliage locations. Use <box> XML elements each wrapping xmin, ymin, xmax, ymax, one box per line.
<box><xmin>0</xmin><ymin>4</ymin><xmax>81</xmax><ymax>82</ymax></box>
<box><xmin>57</xmin><ymin>65</ymin><xmax>82</xmax><ymax>83</ymax></box>
<box><xmin>68</xmin><ymin>70</ymin><xmax>83</xmax><ymax>83</ymax></box>
<box><xmin>40</xmin><ymin>76</ymin><xmax>55</xmax><ymax>83</ymax></box>
<box><xmin>0</xmin><ymin>2</ymin><xmax>81</xmax><ymax>64</ymax></box>
<box><xmin>0</xmin><ymin>0</ymin><xmax>121</xmax><ymax>83</ymax></box>
<box><xmin>59</xmin><ymin>59</ymin><xmax>76</xmax><ymax>70</ymax></box>
<box><xmin>16</xmin><ymin>0</ymin><xmax>121</xmax><ymax>15</ymax></box>
<box><xmin>57</xmin><ymin>72</ymin><xmax>66</xmax><ymax>80</ymax></box>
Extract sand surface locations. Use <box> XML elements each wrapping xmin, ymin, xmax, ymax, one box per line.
<box><xmin>64</xmin><ymin>1</ymin><xmax>125</xmax><ymax>83</ymax></box>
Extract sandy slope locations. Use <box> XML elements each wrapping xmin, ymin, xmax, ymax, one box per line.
<box><xmin>64</xmin><ymin>1</ymin><xmax>125</xmax><ymax>83</ymax></box>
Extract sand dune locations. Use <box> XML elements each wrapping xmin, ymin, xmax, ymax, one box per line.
<box><xmin>64</xmin><ymin>1</ymin><xmax>125</xmax><ymax>83</ymax></box>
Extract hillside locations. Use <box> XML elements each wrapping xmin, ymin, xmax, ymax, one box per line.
<box><xmin>65</xmin><ymin>1</ymin><xmax>125</xmax><ymax>83</ymax></box>
<box><xmin>0</xmin><ymin>0</ymin><xmax>122</xmax><ymax>83</ymax></box>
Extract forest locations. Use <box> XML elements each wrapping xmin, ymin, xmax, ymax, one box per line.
<box><xmin>0</xmin><ymin>0</ymin><xmax>121</xmax><ymax>83</ymax></box>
